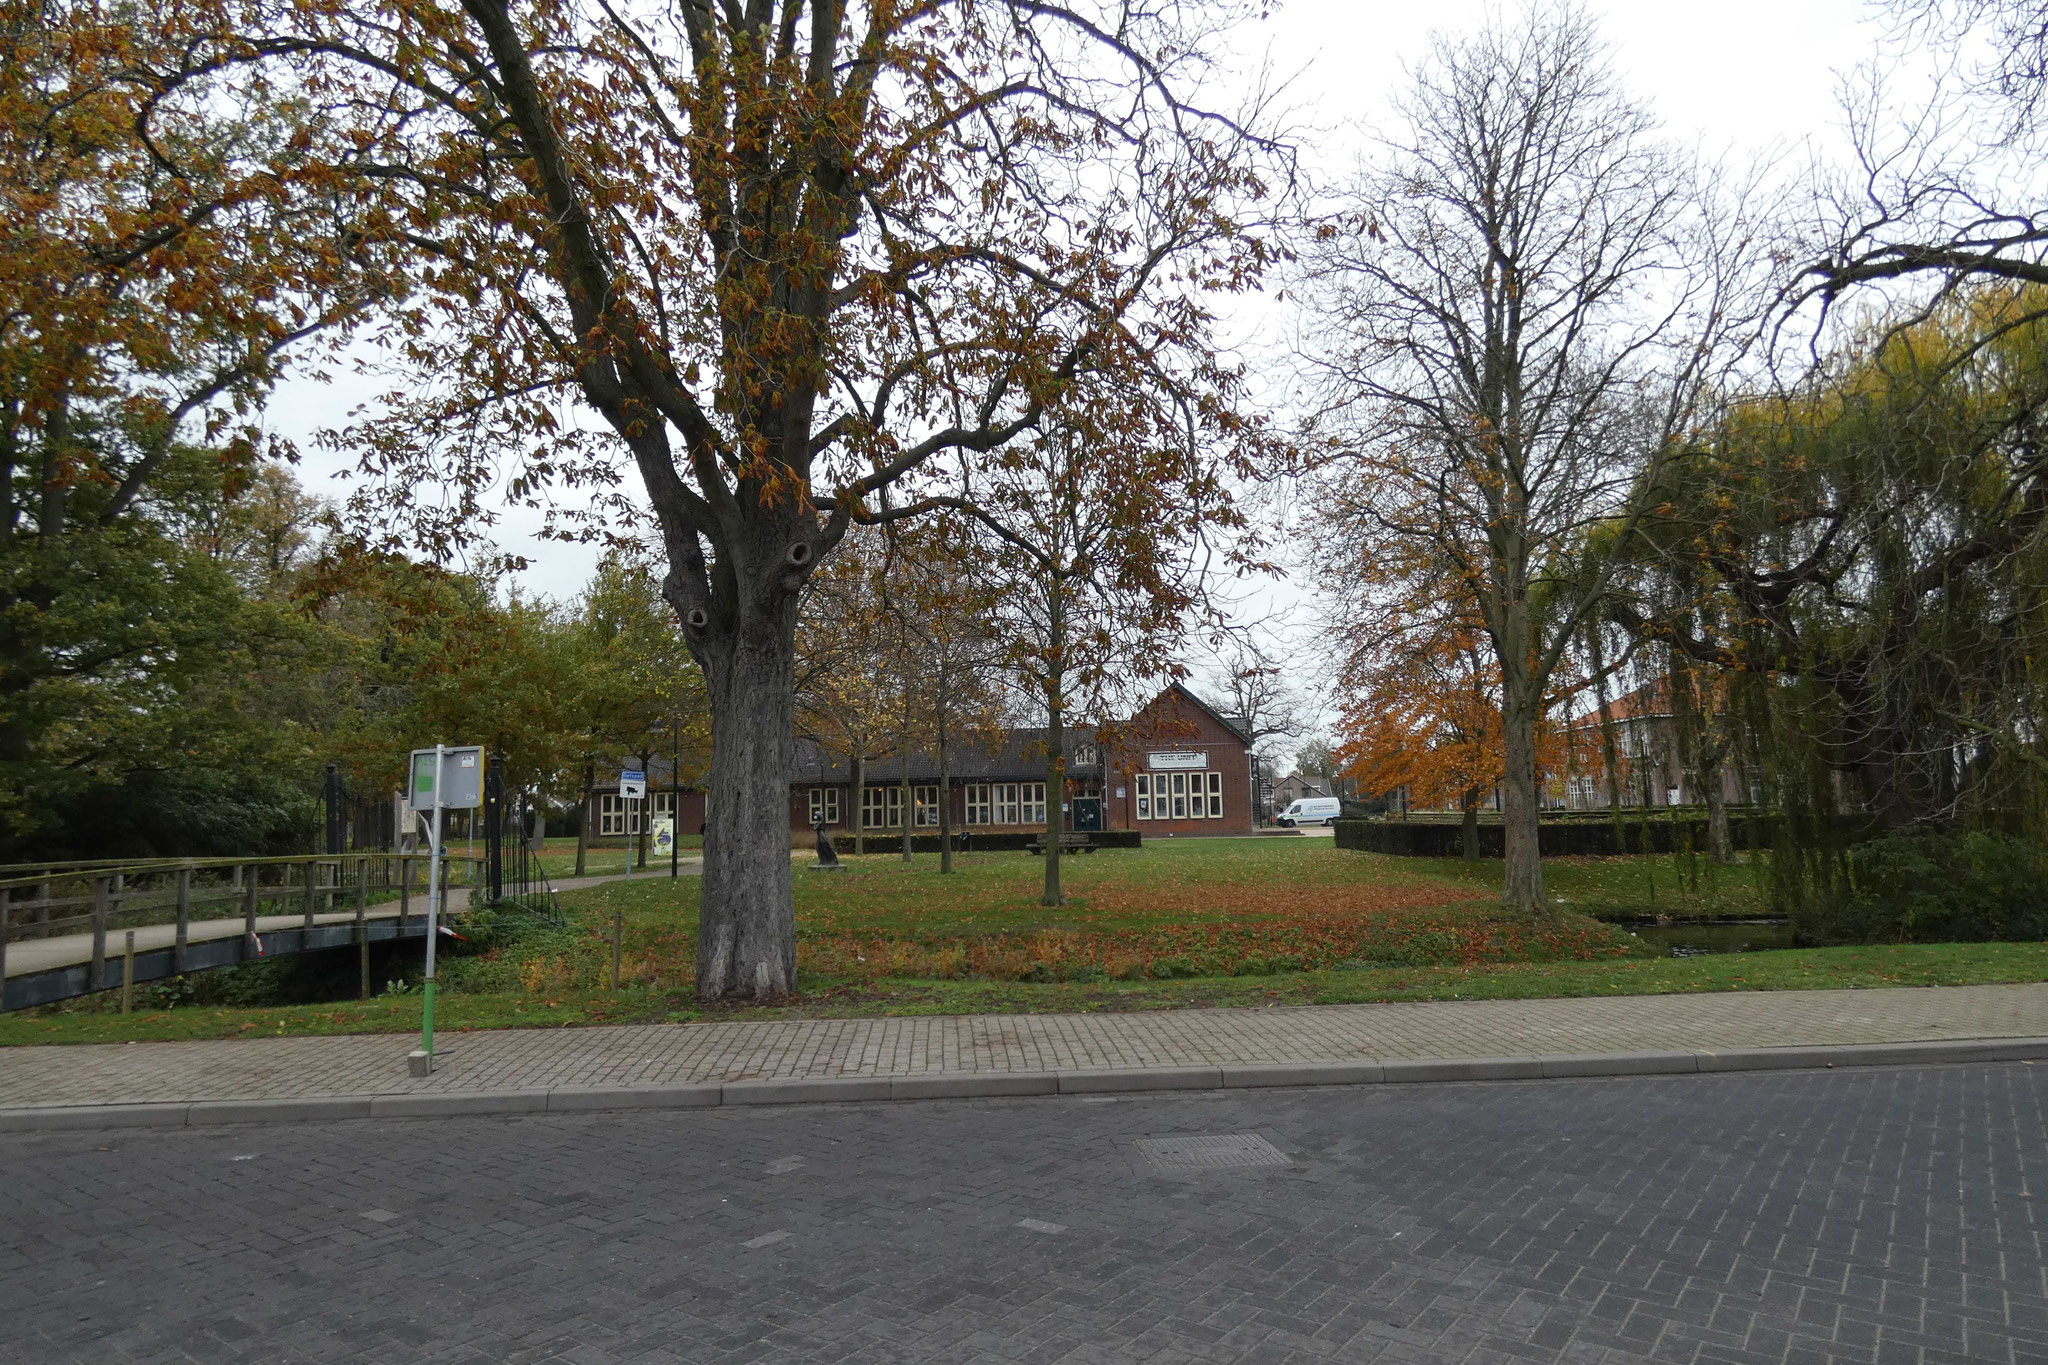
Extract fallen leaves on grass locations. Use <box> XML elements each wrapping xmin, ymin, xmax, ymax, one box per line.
<box><xmin>798</xmin><ymin>905</ymin><xmax>1640</xmax><ymax>983</ymax></box>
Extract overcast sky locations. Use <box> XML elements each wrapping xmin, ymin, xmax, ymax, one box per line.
<box><xmin>265</xmin><ymin>0</ymin><xmax>1893</xmax><ymax>728</ymax></box>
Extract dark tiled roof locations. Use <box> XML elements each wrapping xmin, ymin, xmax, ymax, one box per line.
<box><xmin>789</xmin><ymin>729</ymin><xmax>1102</xmax><ymax>785</ymax></box>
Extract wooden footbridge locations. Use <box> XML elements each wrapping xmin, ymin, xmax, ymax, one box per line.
<box><xmin>0</xmin><ymin>854</ymin><xmax>491</xmax><ymax>1011</ymax></box>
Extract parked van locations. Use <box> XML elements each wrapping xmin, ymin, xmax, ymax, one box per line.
<box><xmin>1277</xmin><ymin>797</ymin><xmax>1343</xmax><ymax>827</ymax></box>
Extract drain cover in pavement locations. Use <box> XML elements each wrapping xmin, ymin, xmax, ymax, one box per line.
<box><xmin>1135</xmin><ymin>1133</ymin><xmax>1291</xmax><ymax>1173</ymax></box>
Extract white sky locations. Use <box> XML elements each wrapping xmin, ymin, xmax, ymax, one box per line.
<box><xmin>265</xmin><ymin>0</ymin><xmax>1893</xmax><ymax>736</ymax></box>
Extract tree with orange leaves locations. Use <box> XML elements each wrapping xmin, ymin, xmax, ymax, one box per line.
<box><xmin>1336</xmin><ymin>614</ymin><xmax>1504</xmax><ymax>861</ymax></box>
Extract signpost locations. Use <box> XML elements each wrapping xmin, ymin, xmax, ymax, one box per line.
<box><xmin>620</xmin><ymin>769</ymin><xmax>646</xmax><ymax>876</ymax></box>
<box><xmin>408</xmin><ymin>744</ymin><xmax>483</xmax><ymax>1075</ymax></box>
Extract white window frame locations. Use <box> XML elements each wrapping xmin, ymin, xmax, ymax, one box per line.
<box><xmin>1135</xmin><ymin>770</ymin><xmax>1220</xmax><ymax>820</ymax></box>
<box><xmin>1022</xmin><ymin>782</ymin><xmax>1046</xmax><ymax>825</ymax></box>
<box><xmin>861</xmin><ymin>785</ymin><xmax>905</xmax><ymax>829</ymax></box>
<box><xmin>1073</xmin><ymin>743</ymin><xmax>1098</xmax><ymax>767</ymax></box>
<box><xmin>965</xmin><ymin>783</ymin><xmax>992</xmax><ymax>825</ymax></box>
<box><xmin>994</xmin><ymin>782</ymin><xmax>1020</xmax><ymax>825</ymax></box>
<box><xmin>807</xmin><ymin>788</ymin><xmax>839</xmax><ymax>826</ymax></box>
<box><xmin>600</xmin><ymin>791</ymin><xmax>672</xmax><ymax>836</ymax></box>
<box><xmin>913</xmin><ymin>785</ymin><xmax>940</xmax><ymax>827</ymax></box>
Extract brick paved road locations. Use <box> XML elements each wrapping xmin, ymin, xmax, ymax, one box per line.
<box><xmin>5</xmin><ymin>1062</ymin><xmax>2044</xmax><ymax>1363</ymax></box>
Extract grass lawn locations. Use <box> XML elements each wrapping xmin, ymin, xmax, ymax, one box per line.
<box><xmin>530</xmin><ymin>835</ymin><xmax>703</xmax><ymax>881</ymax></box>
<box><xmin>5</xmin><ymin>837</ymin><xmax>2042</xmax><ymax>1046</ymax></box>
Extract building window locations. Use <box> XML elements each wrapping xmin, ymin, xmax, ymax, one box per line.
<box><xmin>861</xmin><ymin>785</ymin><xmax>904</xmax><ymax>829</ymax></box>
<box><xmin>1133</xmin><ymin>771</ymin><xmax>1221</xmax><ymax>820</ymax></box>
<box><xmin>913</xmin><ymin>785</ymin><xmax>940</xmax><ymax>827</ymax></box>
<box><xmin>1073</xmin><ymin>743</ymin><xmax>1098</xmax><ymax>767</ymax></box>
<box><xmin>965</xmin><ymin>783</ymin><xmax>991</xmax><ymax>825</ymax></box>
<box><xmin>1023</xmin><ymin>782</ymin><xmax>1046</xmax><ymax>825</ymax></box>
<box><xmin>598</xmin><ymin>791</ymin><xmax>672</xmax><ymax>836</ymax></box>
<box><xmin>994</xmin><ymin>783</ymin><xmax>1019</xmax><ymax>825</ymax></box>
<box><xmin>807</xmin><ymin>788</ymin><xmax>839</xmax><ymax>826</ymax></box>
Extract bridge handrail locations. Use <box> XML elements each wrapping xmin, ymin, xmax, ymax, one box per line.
<box><xmin>0</xmin><ymin>851</ymin><xmax>458</xmax><ymax>895</ymax></box>
<box><xmin>0</xmin><ymin>851</ymin><xmax>487</xmax><ymax>992</ymax></box>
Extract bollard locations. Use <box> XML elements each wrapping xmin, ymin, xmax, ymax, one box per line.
<box><xmin>122</xmin><ymin>930</ymin><xmax>135</xmax><ymax>1013</ymax></box>
<box><xmin>610</xmin><ymin>909</ymin><xmax>623</xmax><ymax>990</ymax></box>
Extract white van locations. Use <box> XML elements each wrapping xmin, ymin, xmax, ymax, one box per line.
<box><xmin>1277</xmin><ymin>797</ymin><xmax>1343</xmax><ymax>827</ymax></box>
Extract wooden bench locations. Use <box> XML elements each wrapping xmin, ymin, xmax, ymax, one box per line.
<box><xmin>1026</xmin><ymin>832</ymin><xmax>1100</xmax><ymax>856</ymax></box>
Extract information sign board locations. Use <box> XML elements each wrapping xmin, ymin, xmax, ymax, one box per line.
<box><xmin>409</xmin><ymin>746</ymin><xmax>485</xmax><ymax>809</ymax></box>
<box><xmin>1147</xmin><ymin>750</ymin><xmax>1207</xmax><ymax>770</ymax></box>
<box><xmin>620</xmin><ymin>769</ymin><xmax>647</xmax><ymax>800</ymax></box>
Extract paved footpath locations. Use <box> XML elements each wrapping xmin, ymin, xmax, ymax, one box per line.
<box><xmin>4</xmin><ymin>983</ymin><xmax>2047</xmax><ymax>1118</ymax></box>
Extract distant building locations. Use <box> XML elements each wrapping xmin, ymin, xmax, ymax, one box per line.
<box><xmin>1271</xmin><ymin>771</ymin><xmax>1330</xmax><ymax>810</ymax></box>
<box><xmin>584</xmin><ymin>683</ymin><xmax>1258</xmax><ymax>838</ymax></box>
<box><xmin>1560</xmin><ymin>681</ymin><xmax>1747</xmax><ymax>810</ymax></box>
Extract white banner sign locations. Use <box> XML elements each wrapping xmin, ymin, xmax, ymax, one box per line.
<box><xmin>1147</xmin><ymin>750</ymin><xmax>1208</xmax><ymax>770</ymax></box>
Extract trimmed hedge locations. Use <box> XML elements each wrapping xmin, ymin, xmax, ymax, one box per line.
<box><xmin>1334</xmin><ymin>817</ymin><xmax>1759</xmax><ymax>858</ymax></box>
<box><xmin>832</xmin><ymin>829</ymin><xmax>1143</xmax><ymax>855</ymax></box>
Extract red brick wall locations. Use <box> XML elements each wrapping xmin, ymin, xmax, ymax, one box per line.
<box><xmin>1106</xmin><ymin>694</ymin><xmax>1253</xmax><ymax>836</ymax></box>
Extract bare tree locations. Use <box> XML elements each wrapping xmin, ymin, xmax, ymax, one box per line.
<box><xmin>940</xmin><ymin>420</ymin><xmax>1229</xmax><ymax>907</ymax></box>
<box><xmin>1297</xmin><ymin>2</ymin><xmax>1757</xmax><ymax>911</ymax></box>
<box><xmin>1810</xmin><ymin>1</ymin><xmax>2048</xmax><ymax>306</ymax></box>
<box><xmin>1205</xmin><ymin>633</ymin><xmax>1308</xmax><ymax>821</ymax></box>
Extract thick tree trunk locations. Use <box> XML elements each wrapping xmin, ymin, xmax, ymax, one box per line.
<box><xmin>1700</xmin><ymin>733</ymin><xmax>1736</xmax><ymax>864</ymax></box>
<box><xmin>1500</xmin><ymin>697</ymin><xmax>1546</xmax><ymax>913</ymax></box>
<box><xmin>1460</xmin><ymin>787</ymin><xmax>1481</xmax><ymax>861</ymax></box>
<box><xmin>694</xmin><ymin>621</ymin><xmax>798</xmax><ymax>1000</ymax></box>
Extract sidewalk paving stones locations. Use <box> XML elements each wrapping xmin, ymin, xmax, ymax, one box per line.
<box><xmin>2</xmin><ymin>982</ymin><xmax>2047</xmax><ymax>1123</ymax></box>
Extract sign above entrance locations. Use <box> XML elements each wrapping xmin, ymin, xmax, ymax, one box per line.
<box><xmin>1147</xmin><ymin>750</ymin><xmax>1207</xmax><ymax>770</ymax></box>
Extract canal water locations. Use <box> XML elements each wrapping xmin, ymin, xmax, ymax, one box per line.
<box><xmin>1626</xmin><ymin>919</ymin><xmax>1796</xmax><ymax>956</ymax></box>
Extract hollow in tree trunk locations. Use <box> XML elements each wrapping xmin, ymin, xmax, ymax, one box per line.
<box><xmin>693</xmin><ymin>615</ymin><xmax>799</xmax><ymax>1000</ymax></box>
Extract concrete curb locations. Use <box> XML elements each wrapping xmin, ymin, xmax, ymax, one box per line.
<box><xmin>4</xmin><ymin>1037</ymin><xmax>2046</xmax><ymax>1132</ymax></box>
